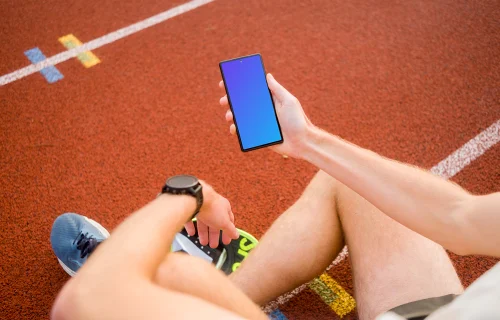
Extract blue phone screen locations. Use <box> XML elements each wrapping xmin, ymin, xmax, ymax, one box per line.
<box><xmin>220</xmin><ymin>55</ymin><xmax>282</xmax><ymax>151</ymax></box>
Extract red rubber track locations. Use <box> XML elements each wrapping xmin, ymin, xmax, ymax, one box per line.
<box><xmin>0</xmin><ymin>0</ymin><xmax>499</xmax><ymax>318</ymax></box>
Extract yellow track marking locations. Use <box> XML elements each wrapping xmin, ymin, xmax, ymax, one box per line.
<box><xmin>58</xmin><ymin>34</ymin><xmax>100</xmax><ymax>68</ymax></box>
<box><xmin>308</xmin><ymin>273</ymin><xmax>356</xmax><ymax>318</ymax></box>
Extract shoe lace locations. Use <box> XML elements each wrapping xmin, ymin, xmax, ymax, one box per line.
<box><xmin>73</xmin><ymin>232</ymin><xmax>101</xmax><ymax>259</ymax></box>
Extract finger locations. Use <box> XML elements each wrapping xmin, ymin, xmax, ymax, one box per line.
<box><xmin>219</xmin><ymin>95</ymin><xmax>228</xmax><ymax>106</ymax></box>
<box><xmin>184</xmin><ymin>221</ymin><xmax>195</xmax><ymax>236</ymax></box>
<box><xmin>225</xmin><ymin>109</ymin><xmax>233</xmax><ymax>122</ymax></box>
<box><xmin>209</xmin><ymin>228</ymin><xmax>220</xmax><ymax>248</ymax></box>
<box><xmin>229</xmin><ymin>209</ymin><xmax>235</xmax><ymax>224</ymax></box>
<box><xmin>224</xmin><ymin>221</ymin><xmax>240</xmax><ymax>240</ymax></box>
<box><xmin>221</xmin><ymin>232</ymin><xmax>232</xmax><ymax>245</ymax></box>
<box><xmin>197</xmin><ymin>220</ymin><xmax>209</xmax><ymax>246</ymax></box>
<box><xmin>230</xmin><ymin>124</ymin><xmax>236</xmax><ymax>135</ymax></box>
<box><xmin>222</xmin><ymin>203</ymin><xmax>236</xmax><ymax>244</ymax></box>
<box><xmin>223</xmin><ymin>203</ymin><xmax>239</xmax><ymax>240</ymax></box>
<box><xmin>226</xmin><ymin>201</ymin><xmax>235</xmax><ymax>224</ymax></box>
<box><xmin>219</xmin><ymin>80</ymin><xmax>224</xmax><ymax>89</ymax></box>
<box><xmin>267</xmin><ymin>73</ymin><xmax>291</xmax><ymax>103</ymax></box>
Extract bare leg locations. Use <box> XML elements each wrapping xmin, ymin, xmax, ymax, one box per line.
<box><xmin>230</xmin><ymin>170</ymin><xmax>345</xmax><ymax>304</ymax></box>
<box><xmin>230</xmin><ymin>171</ymin><xmax>464</xmax><ymax>319</ymax></box>
<box><xmin>150</xmin><ymin>171</ymin><xmax>343</xmax><ymax>319</ymax></box>
<box><xmin>335</xmin><ymin>181</ymin><xmax>463</xmax><ymax>319</ymax></box>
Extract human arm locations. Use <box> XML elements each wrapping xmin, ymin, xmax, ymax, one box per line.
<box><xmin>51</xmin><ymin>182</ymin><xmax>266</xmax><ymax>320</ymax></box>
<box><xmin>220</xmin><ymin>75</ymin><xmax>500</xmax><ymax>257</ymax></box>
<box><xmin>301</xmin><ymin>127</ymin><xmax>500</xmax><ymax>256</ymax></box>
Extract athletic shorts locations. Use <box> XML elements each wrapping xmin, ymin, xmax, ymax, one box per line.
<box><xmin>387</xmin><ymin>294</ymin><xmax>458</xmax><ymax>320</ymax></box>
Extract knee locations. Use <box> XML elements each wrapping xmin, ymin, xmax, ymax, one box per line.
<box><xmin>51</xmin><ymin>283</ymin><xmax>74</xmax><ymax>320</ymax></box>
<box><xmin>51</xmin><ymin>279</ymin><xmax>91</xmax><ymax>320</ymax></box>
<box><xmin>298</xmin><ymin>170</ymin><xmax>339</xmax><ymax>203</ymax></box>
<box><xmin>154</xmin><ymin>253</ymin><xmax>217</xmax><ymax>289</ymax></box>
<box><xmin>312</xmin><ymin>170</ymin><xmax>339</xmax><ymax>188</ymax></box>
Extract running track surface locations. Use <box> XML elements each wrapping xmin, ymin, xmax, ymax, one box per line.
<box><xmin>1</xmin><ymin>0</ymin><xmax>499</xmax><ymax>319</ymax></box>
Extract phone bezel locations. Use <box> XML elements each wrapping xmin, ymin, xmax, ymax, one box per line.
<box><xmin>219</xmin><ymin>53</ymin><xmax>284</xmax><ymax>152</ymax></box>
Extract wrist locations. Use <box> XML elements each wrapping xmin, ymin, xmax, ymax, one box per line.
<box><xmin>199</xmin><ymin>180</ymin><xmax>216</xmax><ymax>209</ymax></box>
<box><xmin>300</xmin><ymin>125</ymin><xmax>327</xmax><ymax>160</ymax></box>
<box><xmin>157</xmin><ymin>193</ymin><xmax>197</xmax><ymax>219</ymax></box>
<box><xmin>301</xmin><ymin>125</ymin><xmax>343</xmax><ymax>165</ymax></box>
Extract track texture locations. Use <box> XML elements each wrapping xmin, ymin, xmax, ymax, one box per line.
<box><xmin>1</xmin><ymin>0</ymin><xmax>499</xmax><ymax>318</ymax></box>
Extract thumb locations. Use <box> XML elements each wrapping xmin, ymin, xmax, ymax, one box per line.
<box><xmin>267</xmin><ymin>73</ymin><xmax>290</xmax><ymax>103</ymax></box>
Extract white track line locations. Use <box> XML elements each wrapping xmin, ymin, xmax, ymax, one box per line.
<box><xmin>3</xmin><ymin>0</ymin><xmax>499</xmax><ymax>307</ymax></box>
<box><xmin>0</xmin><ymin>0</ymin><xmax>213</xmax><ymax>86</ymax></box>
<box><xmin>431</xmin><ymin>120</ymin><xmax>500</xmax><ymax>179</ymax></box>
<box><xmin>264</xmin><ymin>119</ymin><xmax>500</xmax><ymax>312</ymax></box>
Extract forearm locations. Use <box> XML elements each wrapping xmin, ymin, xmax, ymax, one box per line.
<box><xmin>301</xmin><ymin>126</ymin><xmax>472</xmax><ymax>252</ymax></box>
<box><xmin>52</xmin><ymin>195</ymin><xmax>197</xmax><ymax>319</ymax></box>
<box><xmin>81</xmin><ymin>194</ymin><xmax>196</xmax><ymax>279</ymax></box>
<box><xmin>54</xmin><ymin>194</ymin><xmax>267</xmax><ymax>320</ymax></box>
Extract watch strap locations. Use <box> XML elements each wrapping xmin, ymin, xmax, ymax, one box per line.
<box><xmin>161</xmin><ymin>182</ymin><xmax>203</xmax><ymax>221</ymax></box>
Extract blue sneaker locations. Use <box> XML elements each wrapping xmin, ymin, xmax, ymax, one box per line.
<box><xmin>50</xmin><ymin>213</ymin><xmax>110</xmax><ymax>276</ymax></box>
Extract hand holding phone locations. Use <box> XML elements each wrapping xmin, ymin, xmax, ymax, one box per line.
<box><xmin>219</xmin><ymin>54</ymin><xmax>313</xmax><ymax>158</ymax></box>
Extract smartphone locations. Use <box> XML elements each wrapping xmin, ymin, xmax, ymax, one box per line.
<box><xmin>219</xmin><ymin>54</ymin><xmax>283</xmax><ymax>152</ymax></box>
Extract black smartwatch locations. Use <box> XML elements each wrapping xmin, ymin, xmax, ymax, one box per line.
<box><xmin>161</xmin><ymin>175</ymin><xmax>203</xmax><ymax>221</ymax></box>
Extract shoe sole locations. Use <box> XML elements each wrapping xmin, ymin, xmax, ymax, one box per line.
<box><xmin>57</xmin><ymin>217</ymin><xmax>111</xmax><ymax>277</ymax></box>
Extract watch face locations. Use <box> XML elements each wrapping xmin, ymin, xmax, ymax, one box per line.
<box><xmin>166</xmin><ymin>175</ymin><xmax>198</xmax><ymax>189</ymax></box>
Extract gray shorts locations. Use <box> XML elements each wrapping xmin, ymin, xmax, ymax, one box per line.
<box><xmin>388</xmin><ymin>294</ymin><xmax>458</xmax><ymax>320</ymax></box>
